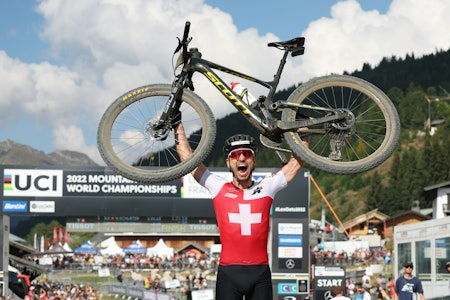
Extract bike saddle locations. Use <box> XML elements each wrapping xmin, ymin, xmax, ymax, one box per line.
<box><xmin>268</xmin><ymin>37</ymin><xmax>305</xmax><ymax>56</ymax></box>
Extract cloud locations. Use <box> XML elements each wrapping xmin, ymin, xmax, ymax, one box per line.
<box><xmin>0</xmin><ymin>0</ymin><xmax>449</xmax><ymax>165</ymax></box>
<box><xmin>291</xmin><ymin>0</ymin><xmax>450</xmax><ymax>81</ymax></box>
<box><xmin>53</xmin><ymin>125</ymin><xmax>100</xmax><ymax>163</ymax></box>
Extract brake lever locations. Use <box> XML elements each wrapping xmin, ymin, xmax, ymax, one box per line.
<box><xmin>174</xmin><ymin>37</ymin><xmax>183</xmax><ymax>54</ymax></box>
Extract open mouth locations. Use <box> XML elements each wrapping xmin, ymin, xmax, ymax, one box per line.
<box><xmin>237</xmin><ymin>165</ymin><xmax>248</xmax><ymax>174</ymax></box>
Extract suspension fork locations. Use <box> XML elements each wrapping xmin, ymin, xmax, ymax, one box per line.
<box><xmin>153</xmin><ymin>75</ymin><xmax>186</xmax><ymax>132</ymax></box>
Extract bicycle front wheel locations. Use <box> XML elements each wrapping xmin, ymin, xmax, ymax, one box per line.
<box><xmin>97</xmin><ymin>84</ymin><xmax>216</xmax><ymax>183</ymax></box>
<box><xmin>282</xmin><ymin>75</ymin><xmax>400</xmax><ymax>174</ymax></box>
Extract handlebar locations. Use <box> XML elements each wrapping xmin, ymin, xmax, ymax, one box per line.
<box><xmin>174</xmin><ymin>21</ymin><xmax>191</xmax><ymax>55</ymax></box>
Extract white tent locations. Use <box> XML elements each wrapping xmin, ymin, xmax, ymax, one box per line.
<box><xmin>147</xmin><ymin>238</ymin><xmax>174</xmax><ymax>258</ymax></box>
<box><xmin>100</xmin><ymin>238</ymin><xmax>124</xmax><ymax>256</ymax></box>
<box><xmin>98</xmin><ymin>236</ymin><xmax>116</xmax><ymax>248</ymax></box>
<box><xmin>63</xmin><ymin>242</ymin><xmax>72</xmax><ymax>252</ymax></box>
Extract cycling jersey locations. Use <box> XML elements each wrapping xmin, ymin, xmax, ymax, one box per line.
<box><xmin>200</xmin><ymin>169</ymin><xmax>287</xmax><ymax>265</ymax></box>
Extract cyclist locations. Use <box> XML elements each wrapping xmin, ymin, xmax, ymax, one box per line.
<box><xmin>175</xmin><ymin>123</ymin><xmax>307</xmax><ymax>300</ymax></box>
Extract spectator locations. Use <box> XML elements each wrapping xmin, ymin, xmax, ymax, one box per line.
<box><xmin>394</xmin><ymin>262</ymin><xmax>425</xmax><ymax>300</ymax></box>
<box><xmin>330</xmin><ymin>285</ymin><xmax>351</xmax><ymax>300</ymax></box>
<box><xmin>388</xmin><ymin>276</ymin><xmax>396</xmax><ymax>300</ymax></box>
<box><xmin>447</xmin><ymin>262</ymin><xmax>450</xmax><ymax>294</ymax></box>
<box><xmin>355</xmin><ymin>283</ymin><xmax>371</xmax><ymax>300</ymax></box>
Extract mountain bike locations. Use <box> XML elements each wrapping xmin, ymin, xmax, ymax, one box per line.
<box><xmin>97</xmin><ymin>21</ymin><xmax>400</xmax><ymax>183</ymax></box>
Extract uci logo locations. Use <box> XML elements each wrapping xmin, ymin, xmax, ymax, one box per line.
<box><xmin>3</xmin><ymin>169</ymin><xmax>63</xmax><ymax>197</ymax></box>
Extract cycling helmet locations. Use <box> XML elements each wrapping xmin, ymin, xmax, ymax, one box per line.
<box><xmin>223</xmin><ymin>134</ymin><xmax>257</xmax><ymax>157</ymax></box>
<box><xmin>446</xmin><ymin>261</ymin><xmax>450</xmax><ymax>268</ymax></box>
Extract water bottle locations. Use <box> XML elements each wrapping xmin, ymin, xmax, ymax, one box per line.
<box><xmin>231</xmin><ymin>82</ymin><xmax>257</xmax><ymax>105</ymax></box>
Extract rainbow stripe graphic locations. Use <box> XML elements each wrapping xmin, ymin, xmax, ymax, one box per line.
<box><xmin>4</xmin><ymin>174</ymin><xmax>12</xmax><ymax>191</ymax></box>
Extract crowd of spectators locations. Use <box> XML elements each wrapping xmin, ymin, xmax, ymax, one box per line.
<box><xmin>344</xmin><ymin>273</ymin><xmax>397</xmax><ymax>300</ymax></box>
<box><xmin>29</xmin><ymin>246</ymin><xmax>393</xmax><ymax>273</ymax></box>
<box><xmin>27</xmin><ymin>251</ymin><xmax>217</xmax><ymax>273</ymax></box>
<box><xmin>19</xmin><ymin>246</ymin><xmax>396</xmax><ymax>300</ymax></box>
<box><xmin>22</xmin><ymin>280</ymin><xmax>98</xmax><ymax>300</ymax></box>
<box><xmin>21</xmin><ymin>253</ymin><xmax>214</xmax><ymax>300</ymax></box>
<box><xmin>311</xmin><ymin>246</ymin><xmax>392</xmax><ymax>267</ymax></box>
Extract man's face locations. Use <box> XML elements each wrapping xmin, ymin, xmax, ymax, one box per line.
<box><xmin>403</xmin><ymin>264</ymin><xmax>413</xmax><ymax>274</ymax></box>
<box><xmin>226</xmin><ymin>148</ymin><xmax>255</xmax><ymax>181</ymax></box>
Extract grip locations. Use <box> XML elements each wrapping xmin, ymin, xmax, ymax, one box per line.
<box><xmin>183</xmin><ymin>21</ymin><xmax>191</xmax><ymax>42</ymax></box>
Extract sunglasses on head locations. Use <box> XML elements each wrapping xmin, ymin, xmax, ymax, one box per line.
<box><xmin>228</xmin><ymin>148</ymin><xmax>254</xmax><ymax>160</ymax></box>
<box><xmin>404</xmin><ymin>265</ymin><xmax>413</xmax><ymax>269</ymax></box>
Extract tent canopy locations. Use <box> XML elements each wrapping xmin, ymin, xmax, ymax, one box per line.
<box><xmin>123</xmin><ymin>240</ymin><xmax>147</xmax><ymax>254</ymax></box>
<box><xmin>48</xmin><ymin>242</ymin><xmax>68</xmax><ymax>253</ymax></box>
<box><xmin>63</xmin><ymin>242</ymin><xmax>72</xmax><ymax>252</ymax></box>
<box><xmin>73</xmin><ymin>241</ymin><xmax>99</xmax><ymax>254</ymax></box>
<box><xmin>147</xmin><ymin>238</ymin><xmax>174</xmax><ymax>258</ymax></box>
<box><xmin>100</xmin><ymin>238</ymin><xmax>124</xmax><ymax>256</ymax></box>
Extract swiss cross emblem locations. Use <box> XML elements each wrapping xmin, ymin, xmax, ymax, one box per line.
<box><xmin>228</xmin><ymin>203</ymin><xmax>262</xmax><ymax>235</ymax></box>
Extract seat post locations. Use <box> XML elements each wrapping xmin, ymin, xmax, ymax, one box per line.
<box><xmin>267</xmin><ymin>49</ymin><xmax>290</xmax><ymax>101</ymax></box>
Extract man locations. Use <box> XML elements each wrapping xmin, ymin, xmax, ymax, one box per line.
<box><xmin>394</xmin><ymin>262</ymin><xmax>425</xmax><ymax>300</ymax></box>
<box><xmin>175</xmin><ymin>124</ymin><xmax>307</xmax><ymax>300</ymax></box>
<box><xmin>375</xmin><ymin>273</ymin><xmax>387</xmax><ymax>300</ymax></box>
<box><xmin>330</xmin><ymin>285</ymin><xmax>351</xmax><ymax>300</ymax></box>
<box><xmin>446</xmin><ymin>262</ymin><xmax>450</xmax><ymax>293</ymax></box>
<box><xmin>354</xmin><ymin>283</ymin><xmax>371</xmax><ymax>300</ymax></box>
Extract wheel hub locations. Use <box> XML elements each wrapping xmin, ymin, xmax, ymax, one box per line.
<box><xmin>145</xmin><ymin>120</ymin><xmax>170</xmax><ymax>141</ymax></box>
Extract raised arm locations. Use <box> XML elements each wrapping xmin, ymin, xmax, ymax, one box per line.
<box><xmin>175</xmin><ymin>123</ymin><xmax>207</xmax><ymax>182</ymax></box>
<box><xmin>280</xmin><ymin>133</ymin><xmax>309</xmax><ymax>184</ymax></box>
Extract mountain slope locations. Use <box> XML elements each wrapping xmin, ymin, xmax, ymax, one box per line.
<box><xmin>0</xmin><ymin>139</ymin><xmax>98</xmax><ymax>166</ymax></box>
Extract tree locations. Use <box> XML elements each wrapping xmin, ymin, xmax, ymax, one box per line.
<box><xmin>366</xmin><ymin>171</ymin><xmax>383</xmax><ymax>211</ymax></box>
<box><xmin>25</xmin><ymin>220</ymin><xmax>62</xmax><ymax>247</ymax></box>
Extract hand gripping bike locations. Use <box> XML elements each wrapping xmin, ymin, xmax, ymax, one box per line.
<box><xmin>97</xmin><ymin>21</ymin><xmax>400</xmax><ymax>183</ymax></box>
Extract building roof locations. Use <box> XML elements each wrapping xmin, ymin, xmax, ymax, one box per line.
<box><xmin>423</xmin><ymin>180</ymin><xmax>450</xmax><ymax>202</ymax></box>
<box><xmin>175</xmin><ymin>241</ymin><xmax>209</xmax><ymax>254</ymax></box>
<box><xmin>374</xmin><ymin>210</ymin><xmax>431</xmax><ymax>226</ymax></box>
<box><xmin>342</xmin><ymin>208</ymin><xmax>389</xmax><ymax>230</ymax></box>
<box><xmin>424</xmin><ymin>181</ymin><xmax>450</xmax><ymax>192</ymax></box>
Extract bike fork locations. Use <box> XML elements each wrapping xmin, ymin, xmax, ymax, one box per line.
<box><xmin>151</xmin><ymin>80</ymin><xmax>184</xmax><ymax>140</ymax></box>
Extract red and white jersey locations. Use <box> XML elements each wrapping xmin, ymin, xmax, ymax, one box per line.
<box><xmin>200</xmin><ymin>170</ymin><xmax>287</xmax><ymax>265</ymax></box>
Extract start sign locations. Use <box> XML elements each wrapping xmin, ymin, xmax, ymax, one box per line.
<box><xmin>313</xmin><ymin>265</ymin><xmax>346</xmax><ymax>300</ymax></box>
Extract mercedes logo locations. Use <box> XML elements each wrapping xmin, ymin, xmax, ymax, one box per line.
<box><xmin>285</xmin><ymin>259</ymin><xmax>295</xmax><ymax>269</ymax></box>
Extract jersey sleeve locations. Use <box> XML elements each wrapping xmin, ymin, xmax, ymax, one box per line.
<box><xmin>199</xmin><ymin>169</ymin><xmax>227</xmax><ymax>198</ymax></box>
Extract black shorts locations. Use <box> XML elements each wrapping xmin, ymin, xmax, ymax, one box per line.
<box><xmin>216</xmin><ymin>264</ymin><xmax>272</xmax><ymax>300</ymax></box>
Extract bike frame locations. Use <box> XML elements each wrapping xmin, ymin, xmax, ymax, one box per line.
<box><xmin>189</xmin><ymin>50</ymin><xmax>281</xmax><ymax>134</ymax></box>
<box><xmin>160</xmin><ymin>30</ymin><xmax>345</xmax><ymax>141</ymax></box>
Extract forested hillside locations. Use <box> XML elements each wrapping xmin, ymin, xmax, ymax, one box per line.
<box><xmin>204</xmin><ymin>47</ymin><xmax>450</xmax><ymax>223</ymax></box>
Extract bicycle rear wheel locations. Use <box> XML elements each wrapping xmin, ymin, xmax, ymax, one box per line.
<box><xmin>282</xmin><ymin>75</ymin><xmax>400</xmax><ymax>174</ymax></box>
<box><xmin>97</xmin><ymin>84</ymin><xmax>216</xmax><ymax>183</ymax></box>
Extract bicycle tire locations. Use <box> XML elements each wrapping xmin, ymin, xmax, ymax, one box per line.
<box><xmin>282</xmin><ymin>75</ymin><xmax>400</xmax><ymax>174</ymax></box>
<box><xmin>97</xmin><ymin>84</ymin><xmax>216</xmax><ymax>183</ymax></box>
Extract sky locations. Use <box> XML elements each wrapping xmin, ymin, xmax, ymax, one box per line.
<box><xmin>1</xmin><ymin>0</ymin><xmax>449</xmax><ymax>165</ymax></box>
